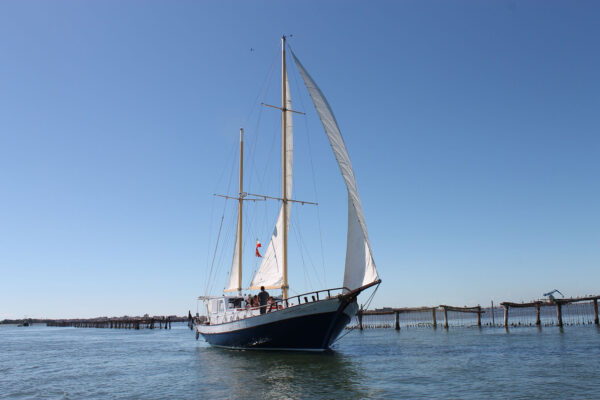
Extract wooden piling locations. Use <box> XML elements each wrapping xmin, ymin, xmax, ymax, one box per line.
<box><xmin>394</xmin><ymin>311</ymin><xmax>400</xmax><ymax>330</ymax></box>
<box><xmin>477</xmin><ymin>306</ymin><xmax>481</xmax><ymax>327</ymax></box>
<box><xmin>443</xmin><ymin>307</ymin><xmax>448</xmax><ymax>329</ymax></box>
<box><xmin>535</xmin><ymin>303</ymin><xmax>541</xmax><ymax>326</ymax></box>
<box><xmin>556</xmin><ymin>302</ymin><xmax>563</xmax><ymax>327</ymax></box>
<box><xmin>503</xmin><ymin>305</ymin><xmax>509</xmax><ymax>328</ymax></box>
<box><xmin>358</xmin><ymin>310</ymin><xmax>363</xmax><ymax>330</ymax></box>
<box><xmin>594</xmin><ymin>299</ymin><xmax>599</xmax><ymax>325</ymax></box>
<box><xmin>432</xmin><ymin>308</ymin><xmax>437</xmax><ymax>328</ymax></box>
<box><xmin>491</xmin><ymin>301</ymin><xmax>495</xmax><ymax>326</ymax></box>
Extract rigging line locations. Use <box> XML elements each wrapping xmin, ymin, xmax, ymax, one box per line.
<box><xmin>330</xmin><ymin>322</ymin><xmax>355</xmax><ymax>344</ymax></box>
<box><xmin>210</xmin><ymin>205</ymin><xmax>237</xmax><ymax>295</ymax></box>
<box><xmin>212</xmin><ymin>140</ymin><xmax>238</xmax><ymax>195</ymax></box>
<box><xmin>257</xmin><ymin>115</ymin><xmax>280</xmax><ymax>193</ymax></box>
<box><xmin>244</xmin><ymin>43</ymin><xmax>280</xmax><ymax>127</ymax></box>
<box><xmin>362</xmin><ymin>283</ymin><xmax>380</xmax><ymax>311</ymax></box>
<box><xmin>203</xmin><ymin>140</ymin><xmax>236</xmax><ymax>292</ymax></box>
<box><xmin>242</xmin><ymin>201</ymin><xmax>260</xmax><ymax>282</ymax></box>
<box><xmin>291</xmin><ymin>209</ymin><xmax>324</xmax><ymax>289</ymax></box>
<box><xmin>203</xmin><ymin>194</ymin><xmax>216</xmax><ymax>288</ymax></box>
<box><xmin>288</xmin><ymin>53</ymin><xmax>328</xmax><ymax>287</ymax></box>
<box><xmin>253</xmin><ymin>189</ymin><xmax>273</xmax><ymax>280</ymax></box>
<box><xmin>206</xmin><ymin>141</ymin><xmax>238</xmax><ymax>294</ymax></box>
<box><xmin>208</xmin><ymin>197</ymin><xmax>235</xmax><ymax>294</ymax></box>
<box><xmin>249</xmin><ymin>199</ymin><xmax>262</xmax><ymax>260</ymax></box>
<box><xmin>204</xmin><ymin>213</ymin><xmax>226</xmax><ymax>296</ymax></box>
<box><xmin>331</xmin><ymin>283</ymin><xmax>381</xmax><ymax>346</ymax></box>
<box><xmin>246</xmin><ymin>105</ymin><xmax>264</xmax><ymax>196</ymax></box>
<box><xmin>247</xmin><ymin>45</ymin><xmax>280</xmax><ymax>196</ymax></box>
<box><xmin>296</xmin><ymin>209</ymin><xmax>325</xmax><ymax>289</ymax></box>
<box><xmin>213</xmin><ymin>205</ymin><xmax>238</xmax><ymax>294</ymax></box>
<box><xmin>210</xmin><ymin>147</ymin><xmax>239</xmax><ymax>295</ymax></box>
<box><xmin>247</xmin><ymin>48</ymin><xmax>278</xmax><ymax>195</ymax></box>
<box><xmin>246</xmin><ymin>256</ymin><xmax>257</xmax><ymax>290</ymax></box>
<box><xmin>225</xmin><ymin>143</ymin><xmax>239</xmax><ymax>196</ymax></box>
<box><xmin>290</xmin><ymin>214</ymin><xmax>313</xmax><ymax>291</ymax></box>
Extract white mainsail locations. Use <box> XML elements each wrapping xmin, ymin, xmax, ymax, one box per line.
<box><xmin>224</xmin><ymin>129</ymin><xmax>244</xmax><ymax>293</ymax></box>
<box><xmin>224</xmin><ymin>231</ymin><xmax>240</xmax><ymax>292</ymax></box>
<box><xmin>249</xmin><ymin>74</ymin><xmax>293</xmax><ymax>290</ymax></box>
<box><xmin>291</xmin><ymin>50</ymin><xmax>379</xmax><ymax>291</ymax></box>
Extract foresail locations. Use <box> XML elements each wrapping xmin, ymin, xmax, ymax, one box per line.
<box><xmin>249</xmin><ymin>207</ymin><xmax>285</xmax><ymax>289</ymax></box>
<box><xmin>291</xmin><ymin>50</ymin><xmax>378</xmax><ymax>291</ymax></box>
<box><xmin>224</xmin><ymin>224</ymin><xmax>240</xmax><ymax>292</ymax></box>
<box><xmin>249</xmin><ymin>73</ymin><xmax>293</xmax><ymax>290</ymax></box>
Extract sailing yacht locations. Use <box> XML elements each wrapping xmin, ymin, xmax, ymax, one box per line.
<box><xmin>196</xmin><ymin>36</ymin><xmax>381</xmax><ymax>351</ymax></box>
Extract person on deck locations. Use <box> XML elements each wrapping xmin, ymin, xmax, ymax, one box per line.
<box><xmin>267</xmin><ymin>296</ymin><xmax>275</xmax><ymax>313</ymax></box>
<box><xmin>258</xmin><ymin>286</ymin><xmax>270</xmax><ymax>315</ymax></box>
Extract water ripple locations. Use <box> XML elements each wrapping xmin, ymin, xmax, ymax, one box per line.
<box><xmin>1</xmin><ymin>324</ymin><xmax>600</xmax><ymax>399</ymax></box>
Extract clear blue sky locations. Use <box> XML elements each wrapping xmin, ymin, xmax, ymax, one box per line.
<box><xmin>1</xmin><ymin>1</ymin><xmax>598</xmax><ymax>319</ymax></box>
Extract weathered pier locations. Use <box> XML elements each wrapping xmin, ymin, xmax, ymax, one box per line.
<box><xmin>355</xmin><ymin>305</ymin><xmax>484</xmax><ymax>330</ymax></box>
<box><xmin>349</xmin><ymin>294</ymin><xmax>600</xmax><ymax>330</ymax></box>
<box><xmin>45</xmin><ymin>316</ymin><xmax>185</xmax><ymax>330</ymax></box>
<box><xmin>500</xmin><ymin>295</ymin><xmax>600</xmax><ymax>328</ymax></box>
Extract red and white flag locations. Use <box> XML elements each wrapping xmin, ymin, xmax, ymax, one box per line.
<box><xmin>255</xmin><ymin>240</ymin><xmax>262</xmax><ymax>257</ymax></box>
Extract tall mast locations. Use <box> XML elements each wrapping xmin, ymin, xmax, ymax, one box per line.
<box><xmin>281</xmin><ymin>36</ymin><xmax>289</xmax><ymax>301</ymax></box>
<box><xmin>237</xmin><ymin>128</ymin><xmax>244</xmax><ymax>296</ymax></box>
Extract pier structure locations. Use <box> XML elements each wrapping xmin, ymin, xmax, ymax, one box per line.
<box><xmin>350</xmin><ymin>294</ymin><xmax>600</xmax><ymax>330</ymax></box>
<box><xmin>500</xmin><ymin>295</ymin><xmax>600</xmax><ymax>328</ymax></box>
<box><xmin>45</xmin><ymin>316</ymin><xmax>183</xmax><ymax>330</ymax></box>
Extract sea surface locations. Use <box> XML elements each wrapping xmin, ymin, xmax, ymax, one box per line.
<box><xmin>2</xmin><ymin>323</ymin><xmax>600</xmax><ymax>399</ymax></box>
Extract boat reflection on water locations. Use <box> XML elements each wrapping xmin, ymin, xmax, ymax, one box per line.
<box><xmin>194</xmin><ymin>345</ymin><xmax>368</xmax><ymax>399</ymax></box>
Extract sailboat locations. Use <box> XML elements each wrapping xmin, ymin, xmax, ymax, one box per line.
<box><xmin>196</xmin><ymin>36</ymin><xmax>381</xmax><ymax>351</ymax></box>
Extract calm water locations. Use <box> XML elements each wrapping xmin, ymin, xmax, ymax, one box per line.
<box><xmin>2</xmin><ymin>323</ymin><xmax>600</xmax><ymax>399</ymax></box>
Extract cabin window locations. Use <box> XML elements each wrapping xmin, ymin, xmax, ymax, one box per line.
<box><xmin>229</xmin><ymin>298</ymin><xmax>242</xmax><ymax>308</ymax></box>
<box><xmin>218</xmin><ymin>299</ymin><xmax>225</xmax><ymax>313</ymax></box>
<box><xmin>209</xmin><ymin>299</ymin><xmax>219</xmax><ymax>314</ymax></box>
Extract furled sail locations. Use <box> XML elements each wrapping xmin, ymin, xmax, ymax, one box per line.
<box><xmin>224</xmin><ymin>228</ymin><xmax>240</xmax><ymax>292</ymax></box>
<box><xmin>249</xmin><ymin>73</ymin><xmax>293</xmax><ymax>290</ymax></box>
<box><xmin>291</xmin><ymin>50</ymin><xmax>378</xmax><ymax>291</ymax></box>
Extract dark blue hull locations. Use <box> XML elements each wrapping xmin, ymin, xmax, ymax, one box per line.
<box><xmin>200</xmin><ymin>302</ymin><xmax>355</xmax><ymax>351</ymax></box>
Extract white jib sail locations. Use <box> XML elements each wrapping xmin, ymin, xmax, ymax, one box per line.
<box><xmin>291</xmin><ymin>50</ymin><xmax>379</xmax><ymax>291</ymax></box>
<box><xmin>249</xmin><ymin>73</ymin><xmax>293</xmax><ymax>290</ymax></box>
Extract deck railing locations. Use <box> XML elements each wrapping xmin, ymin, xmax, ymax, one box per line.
<box><xmin>202</xmin><ymin>287</ymin><xmax>351</xmax><ymax>325</ymax></box>
<box><xmin>251</xmin><ymin>286</ymin><xmax>349</xmax><ymax>314</ymax></box>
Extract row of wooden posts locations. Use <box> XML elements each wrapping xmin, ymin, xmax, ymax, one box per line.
<box><xmin>46</xmin><ymin>316</ymin><xmax>176</xmax><ymax>330</ymax></box>
<box><xmin>356</xmin><ymin>295</ymin><xmax>600</xmax><ymax>330</ymax></box>
<box><xmin>357</xmin><ymin>305</ymin><xmax>484</xmax><ymax>330</ymax></box>
<box><xmin>500</xmin><ymin>295</ymin><xmax>600</xmax><ymax>328</ymax></box>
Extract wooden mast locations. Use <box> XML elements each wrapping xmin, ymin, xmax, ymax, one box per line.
<box><xmin>281</xmin><ymin>35</ymin><xmax>289</xmax><ymax>301</ymax></box>
<box><xmin>237</xmin><ymin>128</ymin><xmax>244</xmax><ymax>295</ymax></box>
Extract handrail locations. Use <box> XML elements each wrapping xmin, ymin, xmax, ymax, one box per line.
<box><xmin>263</xmin><ymin>287</ymin><xmax>348</xmax><ymax>311</ymax></box>
<box><xmin>225</xmin><ymin>286</ymin><xmax>351</xmax><ymax>316</ymax></box>
<box><xmin>283</xmin><ymin>286</ymin><xmax>350</xmax><ymax>303</ymax></box>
